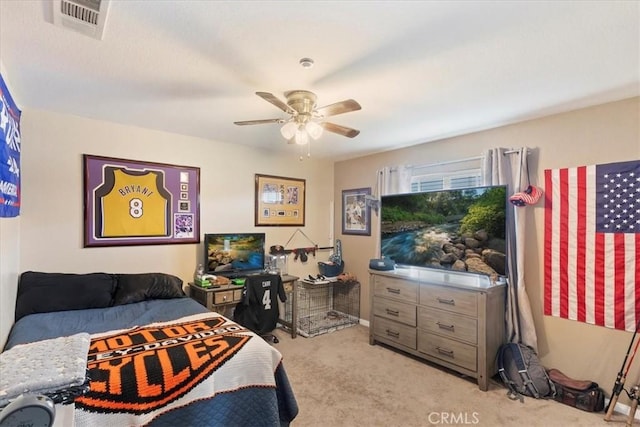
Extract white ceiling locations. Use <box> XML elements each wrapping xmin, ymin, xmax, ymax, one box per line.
<box><xmin>1</xmin><ymin>1</ymin><xmax>638</xmax><ymax>161</ymax></box>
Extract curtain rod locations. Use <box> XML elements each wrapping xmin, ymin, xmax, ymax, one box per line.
<box><xmin>412</xmin><ymin>155</ymin><xmax>484</xmax><ymax>169</ymax></box>
<box><xmin>503</xmin><ymin>148</ymin><xmax>531</xmax><ymax>155</ymax></box>
<box><xmin>393</xmin><ymin>148</ymin><xmax>530</xmax><ymax>170</ymax></box>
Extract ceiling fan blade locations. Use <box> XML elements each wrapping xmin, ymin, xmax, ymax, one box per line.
<box><xmin>315</xmin><ymin>99</ymin><xmax>361</xmax><ymax>118</ymax></box>
<box><xmin>321</xmin><ymin>122</ymin><xmax>360</xmax><ymax>138</ymax></box>
<box><xmin>256</xmin><ymin>92</ymin><xmax>295</xmax><ymax>114</ymax></box>
<box><xmin>234</xmin><ymin>118</ymin><xmax>283</xmax><ymax>126</ymax></box>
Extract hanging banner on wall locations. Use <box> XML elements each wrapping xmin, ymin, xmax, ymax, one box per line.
<box><xmin>0</xmin><ymin>73</ymin><xmax>22</xmax><ymax>218</ymax></box>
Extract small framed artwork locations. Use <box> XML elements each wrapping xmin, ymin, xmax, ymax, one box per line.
<box><xmin>342</xmin><ymin>187</ymin><xmax>371</xmax><ymax>236</ymax></box>
<box><xmin>83</xmin><ymin>154</ymin><xmax>200</xmax><ymax>247</ymax></box>
<box><xmin>255</xmin><ymin>174</ymin><xmax>305</xmax><ymax>226</ymax></box>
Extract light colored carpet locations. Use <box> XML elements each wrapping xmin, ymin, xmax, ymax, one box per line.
<box><xmin>273</xmin><ymin>325</ymin><xmax>619</xmax><ymax>427</ymax></box>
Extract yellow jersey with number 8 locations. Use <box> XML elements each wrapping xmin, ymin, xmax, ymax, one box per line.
<box><xmin>99</xmin><ymin>168</ymin><xmax>170</xmax><ymax>237</ymax></box>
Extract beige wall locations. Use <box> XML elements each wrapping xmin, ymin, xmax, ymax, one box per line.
<box><xmin>0</xmin><ymin>217</ymin><xmax>19</xmax><ymax>349</ymax></box>
<box><xmin>334</xmin><ymin>97</ymin><xmax>640</xmax><ymax>403</ymax></box>
<box><xmin>0</xmin><ymin>108</ymin><xmax>334</xmax><ymax>347</ymax></box>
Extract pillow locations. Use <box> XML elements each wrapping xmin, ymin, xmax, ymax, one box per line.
<box><xmin>15</xmin><ymin>271</ymin><xmax>116</xmax><ymax>321</ymax></box>
<box><xmin>113</xmin><ymin>273</ymin><xmax>185</xmax><ymax>306</ymax></box>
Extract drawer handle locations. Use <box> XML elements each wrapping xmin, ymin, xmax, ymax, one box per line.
<box><xmin>385</xmin><ymin>308</ymin><xmax>400</xmax><ymax>316</ymax></box>
<box><xmin>222</xmin><ymin>295</ymin><xmax>227</xmax><ymax>301</ymax></box>
<box><xmin>436</xmin><ymin>347</ymin><xmax>454</xmax><ymax>358</ymax></box>
<box><xmin>386</xmin><ymin>287</ymin><xmax>401</xmax><ymax>294</ymax></box>
<box><xmin>385</xmin><ymin>329</ymin><xmax>400</xmax><ymax>338</ymax></box>
<box><xmin>436</xmin><ymin>297</ymin><xmax>455</xmax><ymax>306</ymax></box>
<box><xmin>436</xmin><ymin>322</ymin><xmax>454</xmax><ymax>331</ymax></box>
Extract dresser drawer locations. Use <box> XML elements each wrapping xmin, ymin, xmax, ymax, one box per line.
<box><xmin>419</xmin><ymin>284</ymin><xmax>477</xmax><ymax>316</ymax></box>
<box><xmin>373</xmin><ymin>317</ymin><xmax>417</xmax><ymax>349</ymax></box>
<box><xmin>213</xmin><ymin>290</ymin><xmax>241</xmax><ymax>304</ymax></box>
<box><xmin>417</xmin><ymin>331</ymin><xmax>477</xmax><ymax>372</ymax></box>
<box><xmin>373</xmin><ymin>275</ymin><xmax>418</xmax><ymax>304</ymax></box>
<box><xmin>417</xmin><ymin>307</ymin><xmax>477</xmax><ymax>344</ymax></box>
<box><xmin>373</xmin><ymin>297</ymin><xmax>416</xmax><ymax>326</ymax></box>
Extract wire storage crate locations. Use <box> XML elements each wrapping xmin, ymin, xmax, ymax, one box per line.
<box><xmin>294</xmin><ymin>280</ymin><xmax>360</xmax><ymax>338</ymax></box>
<box><xmin>280</xmin><ymin>279</ymin><xmax>295</xmax><ymax>333</ymax></box>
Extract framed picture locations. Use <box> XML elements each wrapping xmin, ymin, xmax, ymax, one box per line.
<box><xmin>255</xmin><ymin>174</ymin><xmax>305</xmax><ymax>226</ymax></box>
<box><xmin>83</xmin><ymin>154</ymin><xmax>200</xmax><ymax>247</ymax></box>
<box><xmin>342</xmin><ymin>187</ymin><xmax>371</xmax><ymax>236</ymax></box>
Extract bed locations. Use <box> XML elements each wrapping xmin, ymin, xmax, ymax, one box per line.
<box><xmin>1</xmin><ymin>271</ymin><xmax>298</xmax><ymax>426</ymax></box>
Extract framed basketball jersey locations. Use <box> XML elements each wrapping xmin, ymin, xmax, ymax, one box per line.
<box><xmin>83</xmin><ymin>155</ymin><xmax>200</xmax><ymax>247</ymax></box>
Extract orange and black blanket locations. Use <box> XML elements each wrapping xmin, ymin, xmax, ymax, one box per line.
<box><xmin>71</xmin><ymin>312</ymin><xmax>286</xmax><ymax>426</ymax></box>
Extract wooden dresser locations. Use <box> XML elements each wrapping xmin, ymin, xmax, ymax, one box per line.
<box><xmin>369</xmin><ymin>268</ymin><xmax>506</xmax><ymax>391</ymax></box>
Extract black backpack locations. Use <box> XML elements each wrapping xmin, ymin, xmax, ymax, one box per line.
<box><xmin>497</xmin><ymin>342</ymin><xmax>556</xmax><ymax>401</ymax></box>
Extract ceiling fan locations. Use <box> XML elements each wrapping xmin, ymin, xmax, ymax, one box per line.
<box><xmin>234</xmin><ymin>91</ymin><xmax>362</xmax><ymax>145</ymax></box>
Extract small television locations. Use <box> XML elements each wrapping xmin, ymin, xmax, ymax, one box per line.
<box><xmin>203</xmin><ymin>233</ymin><xmax>266</xmax><ymax>277</ymax></box>
<box><xmin>380</xmin><ymin>185</ymin><xmax>507</xmax><ymax>276</ymax></box>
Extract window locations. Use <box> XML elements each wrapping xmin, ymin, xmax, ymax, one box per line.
<box><xmin>410</xmin><ymin>157</ymin><xmax>482</xmax><ymax>192</ymax></box>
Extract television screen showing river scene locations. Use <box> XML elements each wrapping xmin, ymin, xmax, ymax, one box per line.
<box><xmin>380</xmin><ymin>186</ymin><xmax>507</xmax><ymax>278</ymax></box>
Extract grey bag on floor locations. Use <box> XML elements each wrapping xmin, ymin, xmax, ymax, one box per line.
<box><xmin>497</xmin><ymin>343</ymin><xmax>556</xmax><ymax>401</ymax></box>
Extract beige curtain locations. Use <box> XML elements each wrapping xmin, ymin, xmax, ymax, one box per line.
<box><xmin>376</xmin><ymin>165</ymin><xmax>413</xmax><ymax>197</ymax></box>
<box><xmin>482</xmin><ymin>147</ymin><xmax>538</xmax><ymax>351</ymax></box>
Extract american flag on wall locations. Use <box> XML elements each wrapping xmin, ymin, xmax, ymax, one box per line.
<box><xmin>544</xmin><ymin>160</ymin><xmax>640</xmax><ymax>332</ymax></box>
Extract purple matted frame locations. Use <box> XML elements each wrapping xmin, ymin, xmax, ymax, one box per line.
<box><xmin>83</xmin><ymin>154</ymin><xmax>200</xmax><ymax>247</ymax></box>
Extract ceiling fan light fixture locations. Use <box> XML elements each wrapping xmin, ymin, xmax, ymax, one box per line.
<box><xmin>306</xmin><ymin>121</ymin><xmax>323</xmax><ymax>140</ymax></box>
<box><xmin>294</xmin><ymin>126</ymin><xmax>309</xmax><ymax>145</ymax></box>
<box><xmin>280</xmin><ymin>121</ymin><xmax>297</xmax><ymax>139</ymax></box>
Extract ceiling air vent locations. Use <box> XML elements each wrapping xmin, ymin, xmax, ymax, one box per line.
<box><xmin>52</xmin><ymin>0</ymin><xmax>111</xmax><ymax>40</ymax></box>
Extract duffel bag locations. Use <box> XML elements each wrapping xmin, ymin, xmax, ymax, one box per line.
<box><xmin>547</xmin><ymin>368</ymin><xmax>605</xmax><ymax>412</ymax></box>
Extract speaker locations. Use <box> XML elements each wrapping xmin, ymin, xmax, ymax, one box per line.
<box><xmin>369</xmin><ymin>258</ymin><xmax>395</xmax><ymax>271</ymax></box>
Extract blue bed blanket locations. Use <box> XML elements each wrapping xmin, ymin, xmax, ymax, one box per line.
<box><xmin>5</xmin><ymin>298</ymin><xmax>214</xmax><ymax>349</ymax></box>
<box><xmin>4</xmin><ymin>298</ymin><xmax>298</xmax><ymax>426</ymax></box>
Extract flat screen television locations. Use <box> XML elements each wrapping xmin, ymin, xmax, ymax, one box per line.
<box><xmin>203</xmin><ymin>233</ymin><xmax>266</xmax><ymax>277</ymax></box>
<box><xmin>380</xmin><ymin>185</ymin><xmax>507</xmax><ymax>276</ymax></box>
